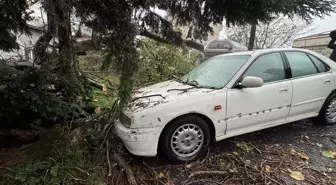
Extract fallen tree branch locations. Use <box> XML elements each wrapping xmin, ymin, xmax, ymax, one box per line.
<box><xmin>112</xmin><ymin>153</ymin><xmax>137</xmax><ymax>185</ymax></box>
<box><xmin>200</xmin><ymin>148</ymin><xmax>211</xmax><ymax>164</ymax></box>
<box><xmin>74</xmin><ymin>166</ymin><xmax>89</xmax><ymax>176</ymax></box>
<box><xmin>185</xmin><ymin>179</ymin><xmax>223</xmax><ymax>185</ymax></box>
<box><xmin>85</xmin><ymin>72</ymin><xmax>114</xmax><ymax>88</ymax></box>
<box><xmin>329</xmin><ymin>138</ymin><xmax>336</xmax><ymax>145</ymax></box>
<box><xmin>188</xmin><ymin>170</ymin><xmax>234</xmax><ymax>179</ymax></box>
<box><xmin>139</xmin><ymin>30</ymin><xmax>204</xmax><ymax>52</ymax></box>
<box><xmin>100</xmin><ymin>123</ymin><xmax>114</xmax><ymax>149</ymax></box>
<box><xmin>87</xmin><ymin>77</ymin><xmax>104</xmax><ymax>89</ymax></box>
<box><xmin>0</xmin><ymin>129</ymin><xmax>39</xmax><ymax>138</ymax></box>
<box><xmin>106</xmin><ymin>140</ymin><xmax>112</xmax><ymax>177</ymax></box>
<box><xmin>249</xmin><ymin>143</ymin><xmax>262</xmax><ymax>154</ymax></box>
<box><xmin>265</xmin><ymin>174</ymin><xmax>282</xmax><ymax>185</ymax></box>
<box><xmin>66</xmin><ymin>171</ymin><xmax>86</xmax><ymax>182</ymax></box>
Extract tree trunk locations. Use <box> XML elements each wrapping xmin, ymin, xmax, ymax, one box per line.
<box><xmin>34</xmin><ymin>0</ymin><xmax>57</xmax><ymax>64</ymax></box>
<box><xmin>55</xmin><ymin>1</ymin><xmax>72</xmax><ymax>73</ymax></box>
<box><xmin>248</xmin><ymin>23</ymin><xmax>257</xmax><ymax>51</ymax></box>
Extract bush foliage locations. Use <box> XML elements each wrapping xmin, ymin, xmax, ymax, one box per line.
<box><xmin>0</xmin><ymin>39</ymin><xmax>199</xmax><ymax>185</ymax></box>
<box><xmin>0</xmin><ymin>64</ymin><xmax>90</xmax><ymax>128</ymax></box>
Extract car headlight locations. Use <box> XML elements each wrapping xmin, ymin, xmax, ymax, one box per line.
<box><xmin>120</xmin><ymin>113</ymin><xmax>131</xmax><ymax>128</ymax></box>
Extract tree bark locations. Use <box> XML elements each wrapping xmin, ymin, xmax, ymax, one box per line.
<box><xmin>248</xmin><ymin>23</ymin><xmax>257</xmax><ymax>51</ymax></box>
<box><xmin>55</xmin><ymin>0</ymin><xmax>72</xmax><ymax>73</ymax></box>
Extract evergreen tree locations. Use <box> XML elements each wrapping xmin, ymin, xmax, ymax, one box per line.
<box><xmin>0</xmin><ymin>0</ymin><xmax>30</xmax><ymax>51</ymax></box>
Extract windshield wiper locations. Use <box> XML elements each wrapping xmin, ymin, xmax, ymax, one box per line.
<box><xmin>168</xmin><ymin>79</ymin><xmax>200</xmax><ymax>92</ymax></box>
<box><xmin>180</xmin><ymin>78</ymin><xmax>201</xmax><ymax>87</ymax></box>
<box><xmin>132</xmin><ymin>94</ymin><xmax>166</xmax><ymax>101</ymax></box>
<box><xmin>188</xmin><ymin>80</ymin><xmax>200</xmax><ymax>87</ymax></box>
<box><xmin>167</xmin><ymin>86</ymin><xmax>201</xmax><ymax>93</ymax></box>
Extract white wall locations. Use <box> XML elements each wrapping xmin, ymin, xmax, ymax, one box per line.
<box><xmin>293</xmin><ymin>34</ymin><xmax>333</xmax><ymax>57</ymax></box>
<box><xmin>0</xmin><ymin>29</ymin><xmax>42</xmax><ymax>61</ymax></box>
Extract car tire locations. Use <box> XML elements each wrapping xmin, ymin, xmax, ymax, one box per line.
<box><xmin>160</xmin><ymin>115</ymin><xmax>211</xmax><ymax>162</ymax></box>
<box><xmin>315</xmin><ymin>92</ymin><xmax>336</xmax><ymax>125</ymax></box>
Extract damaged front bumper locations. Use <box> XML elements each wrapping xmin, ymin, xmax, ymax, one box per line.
<box><xmin>114</xmin><ymin>120</ymin><xmax>163</xmax><ymax>157</ymax></box>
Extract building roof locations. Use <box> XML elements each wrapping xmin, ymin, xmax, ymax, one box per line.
<box><xmin>27</xmin><ymin>24</ymin><xmax>44</xmax><ymax>32</ymax></box>
<box><xmin>295</xmin><ymin>30</ymin><xmax>333</xmax><ymax>41</ymax></box>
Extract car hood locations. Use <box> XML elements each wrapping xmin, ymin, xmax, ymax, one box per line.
<box><xmin>127</xmin><ymin>80</ymin><xmax>217</xmax><ymax>113</ymax></box>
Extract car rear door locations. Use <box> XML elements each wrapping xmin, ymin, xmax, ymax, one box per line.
<box><xmin>284</xmin><ymin>51</ymin><xmax>335</xmax><ymax>122</ymax></box>
<box><xmin>226</xmin><ymin>52</ymin><xmax>293</xmax><ymax>137</ymax></box>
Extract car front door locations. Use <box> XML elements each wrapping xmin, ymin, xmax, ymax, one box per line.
<box><xmin>226</xmin><ymin>52</ymin><xmax>293</xmax><ymax>137</ymax></box>
<box><xmin>284</xmin><ymin>51</ymin><xmax>335</xmax><ymax>122</ymax></box>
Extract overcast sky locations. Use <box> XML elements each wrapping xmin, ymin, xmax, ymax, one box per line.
<box><xmin>219</xmin><ymin>13</ymin><xmax>336</xmax><ymax>39</ymax></box>
<box><xmin>307</xmin><ymin>13</ymin><xmax>336</xmax><ymax>35</ymax></box>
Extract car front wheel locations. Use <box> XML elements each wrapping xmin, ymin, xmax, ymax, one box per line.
<box><xmin>160</xmin><ymin>115</ymin><xmax>211</xmax><ymax>162</ymax></box>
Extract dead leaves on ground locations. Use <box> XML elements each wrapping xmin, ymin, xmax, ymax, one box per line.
<box><xmin>265</xmin><ymin>165</ymin><xmax>271</xmax><ymax>173</ymax></box>
<box><xmin>290</xmin><ymin>148</ymin><xmax>296</xmax><ymax>155</ymax></box>
<box><xmin>236</xmin><ymin>142</ymin><xmax>254</xmax><ymax>153</ymax></box>
<box><xmin>158</xmin><ymin>172</ymin><xmax>165</xmax><ymax>178</ymax></box>
<box><xmin>235</xmin><ymin>141</ymin><xmax>261</xmax><ymax>153</ymax></box>
<box><xmin>289</xmin><ymin>147</ymin><xmax>310</xmax><ymax>160</ymax></box>
<box><xmin>134</xmin><ymin>144</ymin><xmax>336</xmax><ymax>185</ymax></box>
<box><xmin>297</xmin><ymin>152</ymin><xmax>310</xmax><ymax>160</ymax></box>
<box><xmin>102</xmin><ymin>84</ymin><xmax>108</xmax><ymax>93</ymax></box>
<box><xmin>95</xmin><ymin>106</ymin><xmax>102</xmax><ymax>114</ymax></box>
<box><xmin>322</xmin><ymin>151</ymin><xmax>336</xmax><ymax>159</ymax></box>
<box><xmin>289</xmin><ymin>170</ymin><xmax>305</xmax><ymax>181</ymax></box>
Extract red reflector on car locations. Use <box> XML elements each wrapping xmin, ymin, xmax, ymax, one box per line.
<box><xmin>214</xmin><ymin>105</ymin><xmax>222</xmax><ymax>110</ymax></box>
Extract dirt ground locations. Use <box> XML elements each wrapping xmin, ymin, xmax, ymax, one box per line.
<box><xmin>127</xmin><ymin>120</ymin><xmax>336</xmax><ymax>185</ymax></box>
<box><xmin>1</xmin><ymin>119</ymin><xmax>335</xmax><ymax>185</ymax></box>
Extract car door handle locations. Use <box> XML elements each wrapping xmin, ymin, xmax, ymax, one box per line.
<box><xmin>278</xmin><ymin>87</ymin><xmax>289</xmax><ymax>93</ymax></box>
<box><xmin>324</xmin><ymin>79</ymin><xmax>331</xmax><ymax>84</ymax></box>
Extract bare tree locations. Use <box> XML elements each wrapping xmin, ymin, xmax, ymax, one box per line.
<box><xmin>225</xmin><ymin>16</ymin><xmax>314</xmax><ymax>49</ymax></box>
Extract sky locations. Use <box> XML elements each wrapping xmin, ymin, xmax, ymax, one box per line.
<box><xmin>219</xmin><ymin>13</ymin><xmax>336</xmax><ymax>39</ymax></box>
<box><xmin>307</xmin><ymin>13</ymin><xmax>336</xmax><ymax>35</ymax></box>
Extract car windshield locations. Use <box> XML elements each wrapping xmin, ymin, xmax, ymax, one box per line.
<box><xmin>181</xmin><ymin>55</ymin><xmax>251</xmax><ymax>88</ymax></box>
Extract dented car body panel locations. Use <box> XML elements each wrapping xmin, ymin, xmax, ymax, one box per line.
<box><xmin>115</xmin><ymin>48</ymin><xmax>336</xmax><ymax>157</ymax></box>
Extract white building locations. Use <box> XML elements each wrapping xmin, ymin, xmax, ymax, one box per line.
<box><xmin>0</xmin><ymin>25</ymin><xmax>44</xmax><ymax>62</ymax></box>
<box><xmin>0</xmin><ymin>2</ymin><xmax>92</xmax><ymax>62</ymax></box>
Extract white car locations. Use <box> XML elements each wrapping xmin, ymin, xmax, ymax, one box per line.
<box><xmin>115</xmin><ymin>48</ymin><xmax>336</xmax><ymax>162</ymax></box>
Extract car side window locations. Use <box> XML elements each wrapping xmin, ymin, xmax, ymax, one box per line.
<box><xmin>242</xmin><ymin>53</ymin><xmax>285</xmax><ymax>83</ymax></box>
<box><xmin>218</xmin><ymin>41</ymin><xmax>231</xmax><ymax>49</ymax></box>
<box><xmin>307</xmin><ymin>54</ymin><xmax>330</xmax><ymax>73</ymax></box>
<box><xmin>284</xmin><ymin>52</ymin><xmax>318</xmax><ymax>78</ymax></box>
<box><xmin>207</xmin><ymin>42</ymin><xmax>218</xmax><ymax>49</ymax></box>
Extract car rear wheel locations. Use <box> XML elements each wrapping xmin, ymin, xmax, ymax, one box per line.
<box><xmin>160</xmin><ymin>115</ymin><xmax>211</xmax><ymax>162</ymax></box>
<box><xmin>316</xmin><ymin>93</ymin><xmax>336</xmax><ymax>125</ymax></box>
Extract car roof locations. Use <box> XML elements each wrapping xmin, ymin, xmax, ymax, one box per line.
<box><xmin>214</xmin><ymin>48</ymin><xmax>336</xmax><ymax>69</ymax></box>
<box><xmin>215</xmin><ymin>48</ymin><xmax>313</xmax><ymax>57</ymax></box>
<box><xmin>204</xmin><ymin>39</ymin><xmax>247</xmax><ymax>49</ymax></box>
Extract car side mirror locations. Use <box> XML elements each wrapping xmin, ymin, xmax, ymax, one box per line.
<box><xmin>240</xmin><ymin>76</ymin><xmax>264</xmax><ymax>88</ymax></box>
